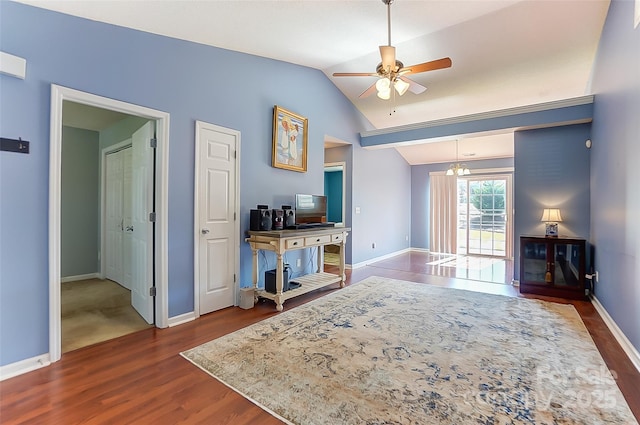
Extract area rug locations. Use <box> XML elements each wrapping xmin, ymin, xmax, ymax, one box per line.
<box><xmin>181</xmin><ymin>276</ymin><xmax>637</xmax><ymax>425</ymax></box>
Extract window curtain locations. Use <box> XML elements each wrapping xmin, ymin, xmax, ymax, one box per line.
<box><xmin>429</xmin><ymin>174</ymin><xmax>458</xmax><ymax>254</ymax></box>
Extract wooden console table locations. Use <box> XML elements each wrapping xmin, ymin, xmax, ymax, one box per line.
<box><xmin>246</xmin><ymin>227</ymin><xmax>350</xmax><ymax>311</ymax></box>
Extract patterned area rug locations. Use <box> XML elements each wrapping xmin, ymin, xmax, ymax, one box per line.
<box><xmin>181</xmin><ymin>276</ymin><xmax>637</xmax><ymax>425</ymax></box>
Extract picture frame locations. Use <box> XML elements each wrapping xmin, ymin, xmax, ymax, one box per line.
<box><xmin>272</xmin><ymin>105</ymin><xmax>308</xmax><ymax>172</ymax></box>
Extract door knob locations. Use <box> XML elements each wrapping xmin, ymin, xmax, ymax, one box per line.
<box><xmin>126</xmin><ymin>226</ymin><xmax>134</xmax><ymax>232</ymax></box>
<box><xmin>201</xmin><ymin>228</ymin><xmax>210</xmax><ymax>235</ymax></box>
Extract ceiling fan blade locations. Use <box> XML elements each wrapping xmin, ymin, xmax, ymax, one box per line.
<box><xmin>401</xmin><ymin>57</ymin><xmax>452</xmax><ymax>75</ymax></box>
<box><xmin>379</xmin><ymin>45</ymin><xmax>396</xmax><ymax>72</ymax></box>
<box><xmin>359</xmin><ymin>82</ymin><xmax>378</xmax><ymax>98</ymax></box>
<box><xmin>333</xmin><ymin>72</ymin><xmax>378</xmax><ymax>77</ymax></box>
<box><xmin>399</xmin><ymin>76</ymin><xmax>427</xmax><ymax>95</ymax></box>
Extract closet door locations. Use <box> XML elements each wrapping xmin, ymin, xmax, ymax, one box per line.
<box><xmin>105</xmin><ymin>150</ymin><xmax>124</xmax><ymax>283</ymax></box>
<box><xmin>121</xmin><ymin>147</ymin><xmax>133</xmax><ymax>290</ymax></box>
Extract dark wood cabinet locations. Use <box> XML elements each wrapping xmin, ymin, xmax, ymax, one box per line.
<box><xmin>519</xmin><ymin>236</ymin><xmax>587</xmax><ymax>300</ymax></box>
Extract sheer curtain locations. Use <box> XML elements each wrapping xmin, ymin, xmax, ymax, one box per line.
<box><xmin>429</xmin><ymin>174</ymin><xmax>458</xmax><ymax>254</ymax></box>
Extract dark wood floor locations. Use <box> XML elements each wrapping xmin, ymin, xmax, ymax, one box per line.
<box><xmin>1</xmin><ymin>252</ymin><xmax>638</xmax><ymax>424</ymax></box>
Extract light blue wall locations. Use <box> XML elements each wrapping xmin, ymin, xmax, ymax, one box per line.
<box><xmin>513</xmin><ymin>124</ymin><xmax>592</xmax><ymax>280</ymax></box>
<box><xmin>61</xmin><ymin>126</ymin><xmax>100</xmax><ymax>277</ymax></box>
<box><xmin>351</xmin><ymin>146</ymin><xmax>411</xmax><ymax>265</ymax></box>
<box><xmin>0</xmin><ymin>2</ymin><xmax>371</xmax><ymax>366</ymax></box>
<box><xmin>411</xmin><ymin>158</ymin><xmax>514</xmax><ymax>250</ymax></box>
<box><xmin>590</xmin><ymin>0</ymin><xmax>640</xmax><ymax>351</ymax></box>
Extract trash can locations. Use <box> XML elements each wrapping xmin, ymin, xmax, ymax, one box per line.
<box><xmin>239</xmin><ymin>287</ymin><xmax>255</xmax><ymax>309</ymax></box>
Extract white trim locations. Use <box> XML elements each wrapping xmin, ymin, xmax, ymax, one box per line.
<box><xmin>350</xmin><ymin>248</ymin><xmax>412</xmax><ymax>269</ymax></box>
<box><xmin>193</xmin><ymin>120</ymin><xmax>241</xmax><ymax>318</ymax></box>
<box><xmin>0</xmin><ymin>354</ymin><xmax>50</xmax><ymax>381</ymax></box>
<box><xmin>168</xmin><ymin>312</ymin><xmax>197</xmax><ymax>327</ymax></box>
<box><xmin>99</xmin><ymin>139</ymin><xmax>132</xmax><ymax>279</ymax></box>
<box><xmin>429</xmin><ymin>167</ymin><xmax>514</xmax><ymax>176</ymax></box>
<box><xmin>0</xmin><ymin>51</ymin><xmax>26</xmax><ymax>79</ymax></box>
<box><xmin>324</xmin><ymin>161</ymin><xmax>347</xmax><ymax>227</ymax></box>
<box><xmin>361</xmin><ymin>96</ymin><xmax>594</xmax><ymax>137</ymax></box>
<box><xmin>410</xmin><ymin>247</ymin><xmax>431</xmax><ymax>253</ymax></box>
<box><xmin>60</xmin><ymin>273</ymin><xmax>100</xmax><ymax>283</ymax></box>
<box><xmin>591</xmin><ymin>296</ymin><xmax>640</xmax><ymax>374</ymax></box>
<box><xmin>49</xmin><ymin>84</ymin><xmax>170</xmax><ymax>364</ymax></box>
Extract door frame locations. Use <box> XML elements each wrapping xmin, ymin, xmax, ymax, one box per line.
<box><xmin>49</xmin><ymin>85</ymin><xmax>170</xmax><ymax>363</ymax></box>
<box><xmin>457</xmin><ymin>173</ymin><xmax>513</xmax><ymax>258</ymax></box>
<box><xmin>193</xmin><ymin>120</ymin><xmax>241</xmax><ymax>317</ymax></box>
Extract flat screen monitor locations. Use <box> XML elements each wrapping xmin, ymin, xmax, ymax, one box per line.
<box><xmin>295</xmin><ymin>194</ymin><xmax>327</xmax><ymax>224</ymax></box>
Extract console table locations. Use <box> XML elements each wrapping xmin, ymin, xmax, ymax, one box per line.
<box><xmin>246</xmin><ymin>227</ymin><xmax>350</xmax><ymax>311</ymax></box>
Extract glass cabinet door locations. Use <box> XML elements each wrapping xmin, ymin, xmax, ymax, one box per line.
<box><xmin>552</xmin><ymin>243</ymin><xmax>581</xmax><ymax>287</ymax></box>
<box><xmin>521</xmin><ymin>241</ymin><xmax>549</xmax><ymax>283</ymax></box>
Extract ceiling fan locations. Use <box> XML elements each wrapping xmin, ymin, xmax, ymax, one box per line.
<box><xmin>333</xmin><ymin>0</ymin><xmax>452</xmax><ymax>100</ymax></box>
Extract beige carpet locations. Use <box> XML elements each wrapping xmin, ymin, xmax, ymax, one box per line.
<box><xmin>182</xmin><ymin>276</ymin><xmax>637</xmax><ymax>425</ymax></box>
<box><xmin>62</xmin><ymin>279</ymin><xmax>152</xmax><ymax>352</ymax></box>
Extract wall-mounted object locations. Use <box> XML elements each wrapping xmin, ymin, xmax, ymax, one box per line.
<box><xmin>541</xmin><ymin>208</ymin><xmax>562</xmax><ymax>237</ymax></box>
<box><xmin>1</xmin><ymin>137</ymin><xmax>30</xmax><ymax>154</ymax></box>
<box><xmin>272</xmin><ymin>105</ymin><xmax>308</xmax><ymax>173</ymax></box>
<box><xmin>0</xmin><ymin>51</ymin><xmax>27</xmax><ymax>79</ymax></box>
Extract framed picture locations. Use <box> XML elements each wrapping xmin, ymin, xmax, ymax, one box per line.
<box><xmin>272</xmin><ymin>105</ymin><xmax>308</xmax><ymax>172</ymax></box>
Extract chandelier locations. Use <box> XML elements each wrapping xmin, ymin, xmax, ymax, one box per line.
<box><xmin>446</xmin><ymin>140</ymin><xmax>471</xmax><ymax>176</ymax></box>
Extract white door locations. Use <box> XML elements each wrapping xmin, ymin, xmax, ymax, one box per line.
<box><xmin>131</xmin><ymin>121</ymin><xmax>155</xmax><ymax>324</ymax></box>
<box><xmin>105</xmin><ymin>150</ymin><xmax>123</xmax><ymax>283</ymax></box>
<box><xmin>196</xmin><ymin>122</ymin><xmax>238</xmax><ymax>314</ymax></box>
<box><xmin>121</xmin><ymin>147</ymin><xmax>133</xmax><ymax>290</ymax></box>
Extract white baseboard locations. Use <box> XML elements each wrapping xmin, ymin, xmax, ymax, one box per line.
<box><xmin>591</xmin><ymin>295</ymin><xmax>640</xmax><ymax>374</ymax></box>
<box><xmin>168</xmin><ymin>311</ymin><xmax>197</xmax><ymax>327</ymax></box>
<box><xmin>350</xmin><ymin>248</ymin><xmax>412</xmax><ymax>269</ymax></box>
<box><xmin>60</xmin><ymin>273</ymin><xmax>100</xmax><ymax>283</ymax></box>
<box><xmin>410</xmin><ymin>248</ymin><xmax>430</xmax><ymax>253</ymax></box>
<box><xmin>0</xmin><ymin>353</ymin><xmax>50</xmax><ymax>381</ymax></box>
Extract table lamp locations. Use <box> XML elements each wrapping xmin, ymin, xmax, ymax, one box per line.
<box><xmin>541</xmin><ymin>208</ymin><xmax>562</xmax><ymax>237</ymax></box>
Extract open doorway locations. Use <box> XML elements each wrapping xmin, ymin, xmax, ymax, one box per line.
<box><xmin>60</xmin><ymin>110</ymin><xmax>154</xmax><ymax>352</ymax></box>
<box><xmin>324</xmin><ymin>162</ymin><xmax>346</xmax><ymax>266</ymax></box>
<box><xmin>49</xmin><ymin>85</ymin><xmax>169</xmax><ymax>363</ymax></box>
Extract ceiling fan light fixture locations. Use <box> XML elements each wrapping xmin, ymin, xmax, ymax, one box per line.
<box><xmin>394</xmin><ymin>78</ymin><xmax>409</xmax><ymax>96</ymax></box>
<box><xmin>376</xmin><ymin>77</ymin><xmax>390</xmax><ymax>91</ymax></box>
<box><xmin>377</xmin><ymin>88</ymin><xmax>391</xmax><ymax>100</ymax></box>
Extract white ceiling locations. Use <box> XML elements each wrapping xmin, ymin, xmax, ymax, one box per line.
<box><xmin>23</xmin><ymin>0</ymin><xmax>610</xmax><ymax>164</ymax></box>
<box><xmin>62</xmin><ymin>101</ymin><xmax>130</xmax><ymax>131</ymax></box>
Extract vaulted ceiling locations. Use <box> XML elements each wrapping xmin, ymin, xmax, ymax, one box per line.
<box><xmin>21</xmin><ymin>0</ymin><xmax>610</xmax><ymax>164</ymax></box>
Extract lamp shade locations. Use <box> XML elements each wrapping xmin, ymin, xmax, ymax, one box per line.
<box><xmin>376</xmin><ymin>88</ymin><xmax>390</xmax><ymax>100</ymax></box>
<box><xmin>541</xmin><ymin>208</ymin><xmax>562</xmax><ymax>222</ymax></box>
<box><xmin>394</xmin><ymin>78</ymin><xmax>410</xmax><ymax>96</ymax></box>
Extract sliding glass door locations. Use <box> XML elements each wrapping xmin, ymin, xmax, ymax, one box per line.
<box><xmin>457</xmin><ymin>176</ymin><xmax>512</xmax><ymax>257</ymax></box>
